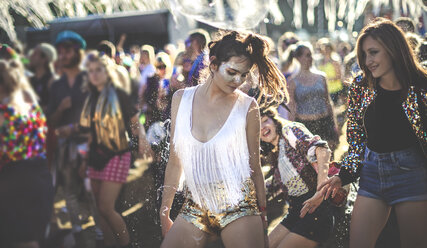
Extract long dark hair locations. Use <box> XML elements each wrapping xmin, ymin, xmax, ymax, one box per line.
<box><xmin>260</xmin><ymin>107</ymin><xmax>285</xmax><ymax>155</ymax></box>
<box><xmin>208</xmin><ymin>31</ymin><xmax>288</xmax><ymax>107</ymax></box>
<box><xmin>356</xmin><ymin>17</ymin><xmax>427</xmax><ymax>91</ymax></box>
<box><xmin>260</xmin><ymin>106</ymin><xmax>317</xmax><ymax>191</ymax></box>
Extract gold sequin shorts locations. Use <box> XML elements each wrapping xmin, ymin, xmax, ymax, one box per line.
<box><xmin>179</xmin><ymin>179</ymin><xmax>260</xmax><ymax>235</ymax></box>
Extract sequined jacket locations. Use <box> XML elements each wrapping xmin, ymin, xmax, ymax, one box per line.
<box><xmin>339</xmin><ymin>75</ymin><xmax>427</xmax><ymax>186</ymax></box>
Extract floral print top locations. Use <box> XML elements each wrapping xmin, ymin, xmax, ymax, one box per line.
<box><xmin>265</xmin><ymin>121</ymin><xmax>329</xmax><ymax>198</ymax></box>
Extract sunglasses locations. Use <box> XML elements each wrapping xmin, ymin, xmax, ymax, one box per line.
<box><xmin>156</xmin><ymin>64</ymin><xmax>166</xmax><ymax>70</ymax></box>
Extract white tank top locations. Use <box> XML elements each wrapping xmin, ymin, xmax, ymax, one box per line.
<box><xmin>173</xmin><ymin>85</ymin><xmax>254</xmax><ymax>213</ymax></box>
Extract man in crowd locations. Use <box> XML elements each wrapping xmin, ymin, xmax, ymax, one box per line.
<box><xmin>46</xmin><ymin>30</ymin><xmax>90</xmax><ymax>247</ymax></box>
<box><xmin>186</xmin><ymin>29</ymin><xmax>210</xmax><ymax>86</ymax></box>
<box><xmin>28</xmin><ymin>43</ymin><xmax>57</xmax><ymax>110</ymax></box>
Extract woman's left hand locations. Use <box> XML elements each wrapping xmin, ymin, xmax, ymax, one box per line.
<box><xmin>260</xmin><ymin>212</ymin><xmax>269</xmax><ymax>248</ymax></box>
<box><xmin>300</xmin><ymin>188</ymin><xmax>326</xmax><ymax>218</ymax></box>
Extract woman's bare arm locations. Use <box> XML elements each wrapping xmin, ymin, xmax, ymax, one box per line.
<box><xmin>159</xmin><ymin>89</ymin><xmax>184</xmax><ymax>236</ymax></box>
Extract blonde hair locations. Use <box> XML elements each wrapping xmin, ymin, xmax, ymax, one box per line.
<box><xmin>84</xmin><ymin>51</ymin><xmax>122</xmax><ymax>90</ymax></box>
<box><xmin>155</xmin><ymin>51</ymin><xmax>172</xmax><ymax>79</ymax></box>
<box><xmin>140</xmin><ymin>44</ymin><xmax>155</xmax><ymax>65</ymax></box>
<box><xmin>0</xmin><ymin>59</ymin><xmax>38</xmax><ymax>104</ymax></box>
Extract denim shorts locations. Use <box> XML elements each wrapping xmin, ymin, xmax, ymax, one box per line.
<box><xmin>358</xmin><ymin>146</ymin><xmax>427</xmax><ymax>205</ymax></box>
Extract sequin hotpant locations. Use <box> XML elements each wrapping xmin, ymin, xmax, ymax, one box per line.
<box><xmin>179</xmin><ymin>179</ymin><xmax>261</xmax><ymax>235</ymax></box>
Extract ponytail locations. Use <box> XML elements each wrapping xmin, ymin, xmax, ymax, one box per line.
<box><xmin>283</xmin><ymin>44</ymin><xmax>298</xmax><ymax>65</ymax></box>
<box><xmin>244</xmin><ymin>33</ymin><xmax>288</xmax><ymax>107</ymax></box>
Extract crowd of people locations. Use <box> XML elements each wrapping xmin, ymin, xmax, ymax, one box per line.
<box><xmin>0</xmin><ymin>15</ymin><xmax>426</xmax><ymax>248</ymax></box>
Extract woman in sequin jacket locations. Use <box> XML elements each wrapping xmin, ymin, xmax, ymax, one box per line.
<box><xmin>319</xmin><ymin>18</ymin><xmax>427</xmax><ymax>248</ymax></box>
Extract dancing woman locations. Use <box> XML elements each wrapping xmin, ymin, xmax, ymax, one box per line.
<box><xmin>260</xmin><ymin>107</ymin><xmax>333</xmax><ymax>248</ymax></box>
<box><xmin>79</xmin><ymin>52</ymin><xmax>151</xmax><ymax>248</ymax></box>
<box><xmin>160</xmin><ymin>31</ymin><xmax>287</xmax><ymax>248</ymax></box>
<box><xmin>319</xmin><ymin>18</ymin><xmax>427</xmax><ymax>248</ymax></box>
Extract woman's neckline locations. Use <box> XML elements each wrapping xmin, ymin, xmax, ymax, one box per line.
<box><xmin>189</xmin><ymin>85</ymin><xmax>240</xmax><ymax>145</ymax></box>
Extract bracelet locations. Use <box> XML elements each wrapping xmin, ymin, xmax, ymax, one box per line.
<box><xmin>260</xmin><ymin>214</ymin><xmax>268</xmax><ymax>222</ymax></box>
<box><xmin>258</xmin><ymin>206</ymin><xmax>267</xmax><ymax>212</ymax></box>
<box><xmin>264</xmin><ymin>229</ymin><xmax>268</xmax><ymax>235</ymax></box>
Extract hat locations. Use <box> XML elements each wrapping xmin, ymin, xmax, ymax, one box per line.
<box><xmin>55</xmin><ymin>30</ymin><xmax>86</xmax><ymax>49</ymax></box>
<box><xmin>38</xmin><ymin>43</ymin><xmax>57</xmax><ymax>62</ymax></box>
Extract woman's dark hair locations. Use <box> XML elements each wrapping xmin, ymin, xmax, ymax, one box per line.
<box><xmin>356</xmin><ymin>17</ymin><xmax>427</xmax><ymax>91</ymax></box>
<box><xmin>208</xmin><ymin>31</ymin><xmax>288</xmax><ymax>107</ymax></box>
<box><xmin>189</xmin><ymin>30</ymin><xmax>210</xmax><ymax>50</ymax></box>
<box><xmin>259</xmin><ymin>107</ymin><xmax>285</xmax><ymax>155</ymax></box>
<box><xmin>97</xmin><ymin>40</ymin><xmax>116</xmax><ymax>59</ymax></box>
<box><xmin>260</xmin><ymin>106</ymin><xmax>318</xmax><ymax>191</ymax></box>
<box><xmin>283</xmin><ymin>42</ymin><xmax>312</xmax><ymax>66</ymax></box>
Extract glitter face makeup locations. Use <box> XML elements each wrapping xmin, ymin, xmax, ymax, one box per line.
<box><xmin>218</xmin><ymin>59</ymin><xmax>251</xmax><ymax>85</ymax></box>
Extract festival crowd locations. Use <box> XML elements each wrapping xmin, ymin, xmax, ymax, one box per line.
<box><xmin>0</xmin><ymin>15</ymin><xmax>427</xmax><ymax>248</ymax></box>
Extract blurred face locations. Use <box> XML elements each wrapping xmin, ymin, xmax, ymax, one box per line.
<box><xmin>87</xmin><ymin>61</ymin><xmax>108</xmax><ymax>90</ymax></box>
<box><xmin>29</xmin><ymin>47</ymin><xmax>46</xmax><ymax>69</ymax></box>
<box><xmin>362</xmin><ymin>36</ymin><xmax>393</xmax><ymax>79</ymax></box>
<box><xmin>297</xmin><ymin>47</ymin><xmax>313</xmax><ymax>69</ymax></box>
<box><xmin>140</xmin><ymin>51</ymin><xmax>149</xmax><ymax>65</ymax></box>
<box><xmin>321</xmin><ymin>45</ymin><xmax>332</xmax><ymax>56</ymax></box>
<box><xmin>260</xmin><ymin>115</ymin><xmax>278</xmax><ymax>144</ymax></box>
<box><xmin>213</xmin><ymin>56</ymin><xmax>251</xmax><ymax>94</ymax></box>
<box><xmin>156</xmin><ymin>63</ymin><xmax>166</xmax><ymax>78</ymax></box>
<box><xmin>191</xmin><ymin>40</ymin><xmax>201</xmax><ymax>53</ymax></box>
<box><xmin>183</xmin><ymin>58</ymin><xmax>193</xmax><ymax>72</ymax></box>
<box><xmin>57</xmin><ymin>45</ymin><xmax>80</xmax><ymax>68</ymax></box>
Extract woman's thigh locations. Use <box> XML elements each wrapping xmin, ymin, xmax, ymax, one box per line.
<box><xmin>221</xmin><ymin>215</ymin><xmax>264</xmax><ymax>248</ymax></box>
<box><xmin>350</xmin><ymin>195</ymin><xmax>391</xmax><ymax>248</ymax></box>
<box><xmin>395</xmin><ymin>200</ymin><xmax>427</xmax><ymax>248</ymax></box>
<box><xmin>97</xmin><ymin>180</ymin><xmax>123</xmax><ymax>212</ymax></box>
<box><xmin>269</xmin><ymin>224</ymin><xmax>291</xmax><ymax>248</ymax></box>
<box><xmin>161</xmin><ymin>216</ymin><xmax>210</xmax><ymax>248</ymax></box>
<box><xmin>277</xmin><ymin>232</ymin><xmax>318</xmax><ymax>248</ymax></box>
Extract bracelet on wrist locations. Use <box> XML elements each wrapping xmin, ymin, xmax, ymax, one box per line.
<box><xmin>258</xmin><ymin>206</ymin><xmax>267</xmax><ymax>212</ymax></box>
<box><xmin>260</xmin><ymin>214</ymin><xmax>268</xmax><ymax>222</ymax></box>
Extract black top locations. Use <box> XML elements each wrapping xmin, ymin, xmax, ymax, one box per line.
<box><xmin>46</xmin><ymin>72</ymin><xmax>88</xmax><ymax>127</ymax></box>
<box><xmin>364</xmin><ymin>84</ymin><xmax>418</xmax><ymax>153</ymax></box>
<box><xmin>143</xmin><ymin>75</ymin><xmax>170</xmax><ymax>129</ymax></box>
<box><xmin>30</xmin><ymin>71</ymin><xmax>53</xmax><ymax>108</ymax></box>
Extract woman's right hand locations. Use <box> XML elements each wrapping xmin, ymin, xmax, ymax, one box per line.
<box><xmin>317</xmin><ymin>175</ymin><xmax>342</xmax><ymax>200</ymax></box>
